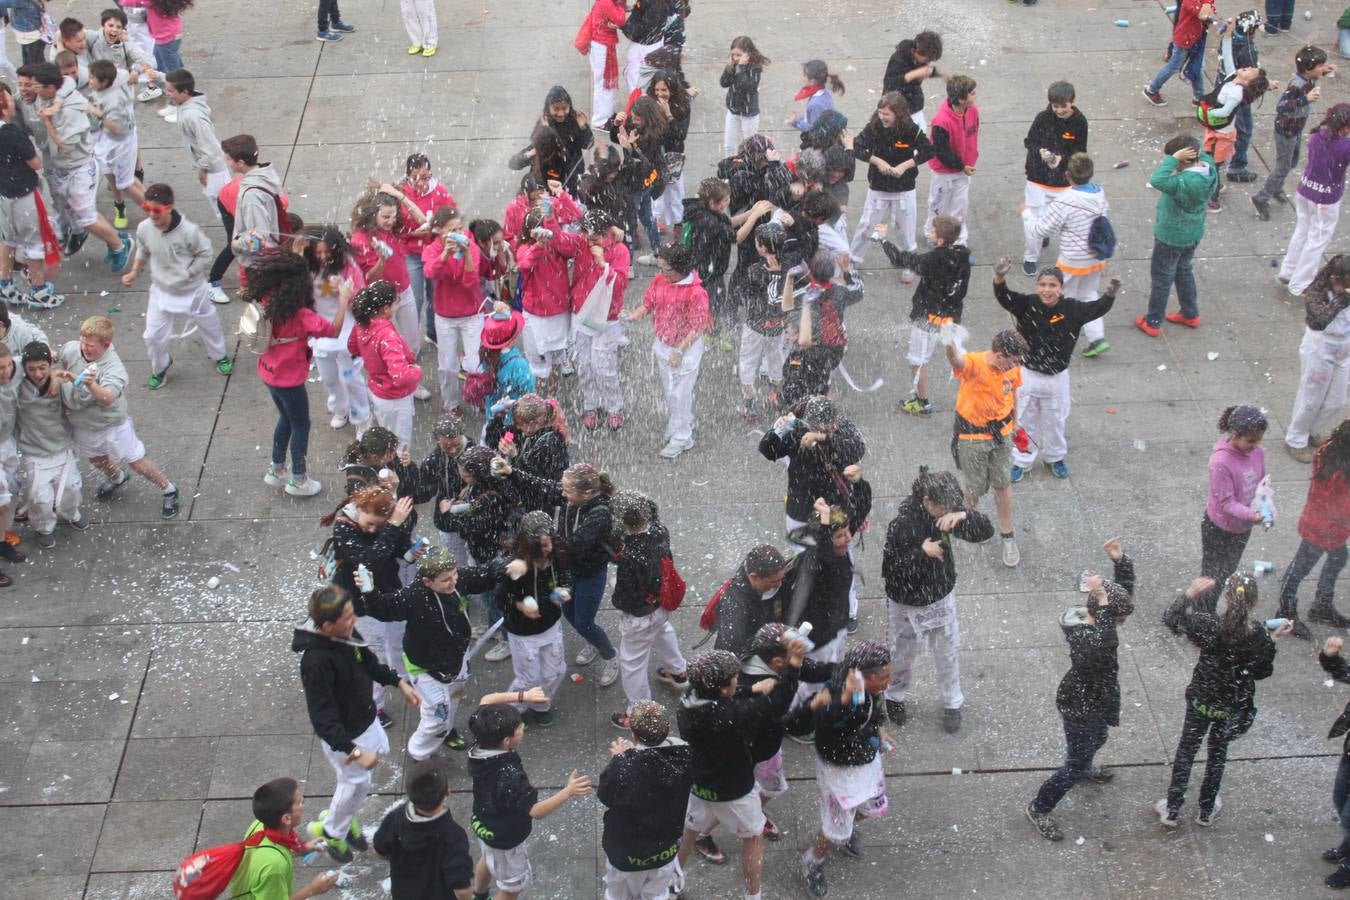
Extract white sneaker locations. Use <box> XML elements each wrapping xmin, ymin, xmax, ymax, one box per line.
<box><xmin>263</xmin><ymin>465</ymin><xmax>287</xmax><ymax>488</ymax></box>
<box><xmin>659</xmin><ymin>439</ymin><xmax>693</xmax><ymax>460</ymax></box>
<box><xmin>484</xmin><ymin>639</ymin><xmax>512</xmax><ymax>662</ymax></box>
<box><xmin>285</xmin><ymin>476</ymin><xmax>323</xmax><ymax>497</ymax></box>
<box><xmin>900</xmin><ymin>268</ymin><xmax>916</xmax><ymax>284</ymax></box>
<box><xmin>1002</xmin><ymin>537</ymin><xmax>1020</xmax><ymax>568</ymax></box>
<box><xmin>599</xmin><ymin>658</ymin><xmax>619</xmax><ymax>687</ymax></box>
<box><xmin>329</xmin><ymin>413</ymin><xmax>349</xmax><ymax>429</ymax></box>
<box><xmin>138</xmin><ymin>85</ymin><xmax>163</xmax><ymax>101</ymax></box>
<box><xmin>636</xmin><ymin>254</ymin><xmax>657</xmax><ymax>266</ymax></box>
<box><xmin>155</xmin><ymin>103</ymin><xmax>174</xmax><ymax>117</ymax></box>
<box><xmin>413</xmin><ymin>385</ymin><xmax>432</xmax><ymax>401</ymax></box>
<box><xmin>575</xmin><ymin>644</ymin><xmax>599</xmax><ymax>667</ymax></box>
<box><xmin>208</xmin><ymin>284</ymin><xmax>230</xmax><ymax>304</ymax></box>
<box><xmin>1155</xmin><ymin>799</ymin><xmax>1179</xmax><ymax>829</ymax></box>
<box><xmin>161</xmin><ymin>108</ymin><xmax>178</xmax><ymax>124</ymax></box>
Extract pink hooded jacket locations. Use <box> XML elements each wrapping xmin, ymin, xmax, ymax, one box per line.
<box><xmin>347</xmin><ymin>318</ymin><xmax>421</xmax><ymax>400</ymax></box>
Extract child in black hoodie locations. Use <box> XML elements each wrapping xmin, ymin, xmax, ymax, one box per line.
<box><xmin>675</xmin><ymin>641</ymin><xmax>806</xmax><ymax>899</ymax></box>
<box><xmin>373</xmin><ymin>766</ymin><xmax>474</xmax><ymax>899</ymax></box>
<box><xmin>599</xmin><ymin>700</ymin><xmax>694</xmax><ymax>899</ymax></box>
<box><xmin>609</xmin><ymin>490</ymin><xmax>688</xmax><ymax>730</ymax></box>
<box><xmin>680</xmin><ymin>177</ymin><xmax>736</xmax><ymax>339</ymax></box>
<box><xmin>1021</xmin><ymin>81</ymin><xmax>1088</xmax><ymax>274</ymax></box>
<box><xmin>467</xmin><ymin>703</ymin><xmax>591</xmax><ymax>900</ymax></box>
<box><xmin>797</xmin><ymin>642</ymin><xmax>894</xmax><ymax>899</ymax></box>
<box><xmin>847</xmin><ymin>91</ymin><xmax>933</xmax><ymax>270</ymax></box>
<box><xmin>876</xmin><ymin>214</ymin><xmax>969</xmax><ymax>416</ymax></box>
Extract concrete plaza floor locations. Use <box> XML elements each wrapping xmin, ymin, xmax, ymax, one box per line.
<box><xmin>5</xmin><ymin>0</ymin><xmax>1350</xmax><ymax>897</ymax></box>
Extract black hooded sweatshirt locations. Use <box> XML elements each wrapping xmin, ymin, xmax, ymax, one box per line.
<box><xmin>508</xmin><ymin>86</ymin><xmax>595</xmax><ymax>193</ymax></box>
<box><xmin>739</xmin><ymin>656</ymin><xmax>836</xmax><ymax>763</ymax></box>
<box><xmin>496</xmin><ymin>559</ymin><xmax>571</xmax><ymax>636</ymax></box>
<box><xmin>292</xmin><ymin>626</ymin><xmax>401</xmax><ymax>755</ymax></box>
<box><xmin>355</xmin><ymin>564</ymin><xmax>497</xmax><ymax>681</ymax></box>
<box><xmin>408</xmin><ymin>439</ymin><xmax>474</xmax><ymax>514</ymax></box>
<box><xmin>598</xmin><ymin>738</ymin><xmax>693</xmax><ymax>871</ymax></box>
<box><xmin>440</xmin><ymin>478</ymin><xmax>515</xmax><ymax>564</ymax></box>
<box><xmin>1055</xmin><ymin>555</ymin><xmax>1135</xmax><ymax>727</ymax></box>
<box><xmin>680</xmin><ymin>197</ymin><xmax>735</xmax><ymax>284</ymax></box>
<box><xmin>330</xmin><ymin>516</ymin><xmax>414</xmax><ymax>598</ymax></box>
<box><xmin>372</xmin><ymin>802</ymin><xmax>474</xmax><ymax>900</ymax></box>
<box><xmin>505</xmin><ymin>470</ymin><xmax>616</xmax><ymax>578</ymax></box>
<box><xmin>881</xmin><ymin>240</ymin><xmax>970</xmax><ymax>324</ymax></box>
<box><xmin>852</xmin><ymin>118</ymin><xmax>934</xmax><ymax>193</ymax></box>
<box><xmin>787</xmin><ymin>523</ymin><xmax>862</xmax><ymax>643</ymax></box>
<box><xmin>882</xmin><ymin>39</ymin><xmax>932</xmax><ymax>114</ymax></box>
<box><xmin>1022</xmin><ymin>106</ymin><xmax>1089</xmax><ymax>187</ymax></box>
<box><xmin>1319</xmin><ymin>651</ymin><xmax>1350</xmax><ymax>756</ymax></box>
<box><xmin>612</xmin><ymin>520</ymin><xmax>671</xmax><ymax>617</ymax></box>
<box><xmin>620</xmin><ymin>0</ymin><xmax>670</xmax><ymax>44</ymax></box>
<box><xmin>1180</xmin><ymin>608</ymin><xmax>1277</xmax><ymax>723</ymax></box>
<box><xmin>714</xmin><ymin>560</ymin><xmax>796</xmax><ymax>657</ymax></box>
<box><xmin>995</xmin><ymin>281</ymin><xmax>1115</xmax><ymax>376</ymax></box>
<box><xmin>758</xmin><ymin>418</ymin><xmax>867</xmax><ymax>522</ymax></box>
<box><xmin>810</xmin><ymin>690</ymin><xmax>887</xmax><ymax>767</ymax></box>
<box><xmin>677</xmin><ymin>663</ymin><xmax>800</xmax><ymax>802</ymax></box>
<box><xmin>881</xmin><ymin>497</ymin><xmax>993</xmax><ymax>607</ymax></box>
<box><xmin>468</xmin><ymin>748</ymin><xmax>538</xmax><ymax>850</ymax></box>
<box><xmin>720</xmin><ymin>63</ymin><xmax>762</xmax><ymax>117</ymax></box>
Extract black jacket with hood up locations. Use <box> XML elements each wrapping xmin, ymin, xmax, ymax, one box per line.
<box><xmin>467</xmin><ymin>748</ymin><xmax>538</xmax><ymax>850</ymax></box>
<box><xmin>612</xmin><ymin>520</ymin><xmax>672</xmax><ymax>617</ymax></box>
<box><xmin>680</xmin><ymin>197</ymin><xmax>735</xmax><ymax>284</ymax></box>
<box><xmin>292</xmin><ymin>626</ymin><xmax>401</xmax><ymax>755</ymax></box>
<box><xmin>598</xmin><ymin>738</ymin><xmax>693</xmax><ymax>871</ymax></box>
<box><xmin>372</xmin><ymin>801</ymin><xmax>474</xmax><ymax>899</ymax></box>
<box><xmin>1055</xmin><ymin>556</ymin><xmax>1135</xmax><ymax>727</ymax></box>
<box><xmin>758</xmin><ymin>418</ymin><xmax>867</xmax><ymax>522</ymax></box>
<box><xmin>881</xmin><ymin>497</ymin><xmax>993</xmax><ymax>607</ymax></box>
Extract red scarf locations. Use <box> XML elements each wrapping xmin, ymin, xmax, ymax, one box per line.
<box><xmin>251</xmin><ymin>827</ymin><xmax>306</xmax><ymax>854</ymax></box>
<box><xmin>603</xmin><ymin>45</ymin><xmax>619</xmax><ymax>90</ymax></box>
<box><xmin>31</xmin><ymin>192</ymin><xmax>61</xmax><ymax>267</ymax></box>
<box><xmin>794</xmin><ymin>84</ymin><xmax>824</xmax><ymax>102</ymax></box>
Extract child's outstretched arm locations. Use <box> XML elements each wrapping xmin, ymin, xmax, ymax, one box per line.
<box><xmin>530</xmin><ymin>769</ymin><xmax>591</xmax><ymax>819</ymax></box>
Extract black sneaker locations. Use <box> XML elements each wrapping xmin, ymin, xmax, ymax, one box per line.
<box><xmin>1021</xmin><ymin>260</ymin><xmax>1037</xmax><ymax>276</ymax></box>
<box><xmin>1251</xmin><ymin>195</ymin><xmax>1271</xmax><ymax>221</ymax></box>
<box><xmin>161</xmin><ymin>488</ymin><xmax>180</xmax><ymax>520</ymax></box>
<box><xmin>67</xmin><ymin>515</ymin><xmax>88</xmax><ymax>531</ymax></box>
<box><xmin>95</xmin><ymin>470</ymin><xmax>130</xmax><ymax>500</ymax></box>
<box><xmin>846</xmin><ymin>617</ymin><xmax>859</xmax><ymax>634</ymax></box>
<box><xmin>1026</xmin><ymin>803</ymin><xmax>1064</xmax><ymax>841</ymax></box>
<box><xmin>1086</xmin><ymin>767</ymin><xmax>1114</xmax><ymax>785</ymax></box>
<box><xmin>762</xmin><ymin>817</ymin><xmax>784</xmax><ymax>841</ymax></box>
<box><xmin>802</xmin><ymin>859</ymin><xmax>828</xmax><ymax>897</ymax></box>
<box><xmin>1309</xmin><ymin>604</ymin><xmax>1350</xmax><ymax>628</ymax></box>
<box><xmin>1323</xmin><ymin>847</ymin><xmax>1348</xmax><ymax>863</ymax></box>
<box><xmin>65</xmin><ymin>231</ymin><xmax>89</xmax><ymax>257</ymax></box>
<box><xmin>345</xmin><ymin>822</ymin><xmax>369</xmax><ymax>852</ymax></box>
<box><xmin>942</xmin><ymin>707</ymin><xmax>962</xmax><ymax>733</ymax></box>
<box><xmin>840</xmin><ymin>832</ymin><xmax>864</xmax><ymax>859</ymax></box>
<box><xmin>1273</xmin><ymin>190</ymin><xmax>1290</xmax><ymax>205</ymax></box>
<box><xmin>36</xmin><ymin>531</ymin><xmax>55</xmax><ymax>549</ymax></box>
<box><xmin>1329</xmin><ymin>867</ymin><xmax>1350</xmax><ymax>890</ymax></box>
<box><xmin>694</xmin><ymin>834</ymin><xmax>726</xmax><ymax>865</ymax></box>
<box><xmin>1290</xmin><ymin>617</ymin><xmax>1312</xmax><ymax>640</ymax></box>
<box><xmin>377</xmin><ymin>708</ymin><xmax>393</xmax><ymax>728</ymax></box>
<box><xmin>0</xmin><ymin>542</ymin><xmax>26</xmax><ymax>563</ymax></box>
<box><xmin>1227</xmin><ymin>169</ymin><xmax>1258</xmax><ymax>183</ymax></box>
<box><xmin>524</xmin><ymin>708</ymin><xmax>555</xmax><ymax>728</ymax></box>
<box><xmin>1142</xmin><ymin>87</ymin><xmax>1167</xmax><ymax>106</ymax></box>
<box><xmin>886</xmin><ymin>699</ymin><xmax>907</xmax><ymax>727</ymax></box>
<box><xmin>0</xmin><ymin>570</ymin><xmax>12</xmax><ymax>588</ymax></box>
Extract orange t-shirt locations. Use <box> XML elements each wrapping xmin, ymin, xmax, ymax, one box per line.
<box><xmin>954</xmin><ymin>351</ymin><xmax>1021</xmax><ymax>440</ymax></box>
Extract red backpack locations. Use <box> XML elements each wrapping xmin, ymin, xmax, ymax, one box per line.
<box><xmin>651</xmin><ymin>555</ymin><xmax>687</xmax><ymax>611</ymax></box>
<box><xmin>173</xmin><ymin>828</ymin><xmax>298</xmax><ymax>899</ymax></box>
<box><xmin>697</xmin><ymin>577</ymin><xmax>734</xmax><ymax>631</ymax></box>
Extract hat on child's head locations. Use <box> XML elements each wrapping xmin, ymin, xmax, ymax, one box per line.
<box><xmin>480</xmin><ymin>309</ymin><xmax>525</xmax><ymax>350</ymax></box>
<box><xmin>1234</xmin><ymin>9</ymin><xmax>1263</xmax><ymax>36</ymax></box>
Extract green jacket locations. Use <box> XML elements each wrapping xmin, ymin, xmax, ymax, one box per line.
<box><xmin>1150</xmin><ymin>152</ymin><xmax>1219</xmax><ymax>248</ymax></box>
<box><xmin>226</xmin><ymin>821</ymin><xmax>294</xmax><ymax>900</ymax></box>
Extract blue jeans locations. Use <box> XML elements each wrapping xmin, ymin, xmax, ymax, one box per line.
<box><xmin>1145</xmin><ymin>238</ymin><xmax>1199</xmax><ymax>326</ymax></box>
<box><xmin>1032</xmin><ymin>719</ymin><xmax>1109</xmax><ymax>813</ymax></box>
<box><xmin>634</xmin><ymin>188</ymin><xmax>660</xmax><ymax>255</ymax></box>
<box><xmin>154</xmin><ymin>39</ymin><xmax>183</xmax><ymax>74</ymax></box>
<box><xmin>1266</xmin><ymin>0</ymin><xmax>1295</xmax><ymax>30</ymax></box>
<box><xmin>405</xmin><ymin>252</ymin><xmax>437</xmax><ymax>343</ymax></box>
<box><xmin>1231</xmin><ymin>104</ymin><xmax>1254</xmax><ymax>171</ymax></box>
<box><xmin>267</xmin><ymin>383</ymin><xmax>311</xmax><ymax>477</ymax></box>
<box><xmin>563</xmin><ymin>567</ymin><xmax>616</xmax><ymax>660</ymax></box>
<box><xmin>1148</xmin><ymin>42</ymin><xmax>1205</xmax><ymax>99</ymax></box>
<box><xmin>1334</xmin><ymin>753</ymin><xmax>1350</xmax><ymax>856</ymax></box>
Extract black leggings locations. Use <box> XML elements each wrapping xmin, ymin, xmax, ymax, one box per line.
<box><xmin>1166</xmin><ymin>701</ymin><xmax>1246</xmax><ymax>815</ymax></box>
<box><xmin>209</xmin><ymin>202</ymin><xmax>235</xmax><ymax>285</ymax></box>
<box><xmin>1198</xmin><ymin>514</ymin><xmax>1252</xmax><ymax>611</ymax></box>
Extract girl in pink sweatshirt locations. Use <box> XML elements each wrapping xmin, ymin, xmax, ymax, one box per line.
<box><xmin>560</xmin><ymin>210</ymin><xmax>630</xmax><ymax>430</ymax></box>
<box><xmin>347</xmin><ymin>281</ymin><xmax>423</xmax><ymax>450</ymax></box>
<box><xmin>502</xmin><ymin>175</ymin><xmax>582</xmax><ymax>254</ymax></box>
<box><xmin>422</xmin><ymin>206</ymin><xmax>485</xmax><ymax>416</ymax></box>
<box><xmin>514</xmin><ymin>207</ymin><xmax>575</xmax><ymax>393</ymax></box>
<box><xmin>350</xmin><ymin>189</ymin><xmax>424</xmax><ymax>365</ymax></box>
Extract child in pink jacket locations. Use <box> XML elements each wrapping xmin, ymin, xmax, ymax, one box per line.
<box><xmin>347</xmin><ymin>280</ymin><xmax>423</xmax><ymax>449</ymax></box>
<box><xmin>514</xmin><ymin>207</ymin><xmax>575</xmax><ymax>391</ymax></box>
<box><xmin>560</xmin><ymin>209</ymin><xmax>630</xmax><ymax>430</ymax></box>
<box><xmin>503</xmin><ymin>175</ymin><xmax>582</xmax><ymax>253</ymax></box>
<box><xmin>422</xmin><ymin>206</ymin><xmax>485</xmax><ymax>416</ymax></box>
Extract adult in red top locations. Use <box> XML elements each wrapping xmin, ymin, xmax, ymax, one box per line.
<box><xmin>249</xmin><ymin>250</ymin><xmax>350</xmax><ymax>495</ymax></box>
<box><xmin>1145</xmin><ymin>1</ymin><xmax>1217</xmax><ymax>105</ymax></box>
<box><xmin>1280</xmin><ymin>422</ymin><xmax>1350</xmax><ymax>634</ymax></box>
<box><xmin>585</xmin><ymin>0</ymin><xmax>627</xmax><ymax>127</ymax></box>
<box><xmin>626</xmin><ymin>240</ymin><xmax>710</xmax><ymax>459</ymax></box>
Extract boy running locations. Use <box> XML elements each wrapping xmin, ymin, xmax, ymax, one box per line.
<box><xmin>163</xmin><ymin>69</ymin><xmax>231</xmax><ymax>207</ymax></box>
<box><xmin>15</xmin><ymin>341</ymin><xmax>84</xmax><ymax>549</ymax></box>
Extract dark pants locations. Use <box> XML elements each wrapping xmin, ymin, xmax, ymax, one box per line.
<box><xmin>1145</xmin><ymin>239</ymin><xmax>1199</xmax><ymax>327</ymax></box>
<box><xmin>1166</xmin><ymin>701</ymin><xmax>1242</xmax><ymax>815</ymax></box>
<box><xmin>1199</xmin><ymin>514</ymin><xmax>1253</xmax><ymax>611</ymax></box>
<box><xmin>1279</xmin><ymin>539</ymin><xmax>1349</xmax><ymax>616</ymax></box>
<box><xmin>634</xmin><ymin>188</ymin><xmax>659</xmax><ymax>254</ymax></box>
<box><xmin>1334</xmin><ymin>753</ymin><xmax>1350</xmax><ymax>856</ymax></box>
<box><xmin>1232</xmin><ymin>104</ymin><xmax>1254</xmax><ymax>172</ymax></box>
<box><xmin>1032</xmin><ymin>719</ymin><xmax>1110</xmax><ymax>814</ymax></box>
<box><xmin>19</xmin><ymin>42</ymin><xmax>44</xmax><ymax>66</ymax></box>
<box><xmin>563</xmin><ymin>567</ymin><xmax>617</xmax><ymax>660</ymax></box>
<box><xmin>704</xmin><ymin>274</ymin><xmax>730</xmax><ymax>333</ymax></box>
<box><xmin>267</xmin><ymin>383</ymin><xmax>311</xmax><ymax>478</ymax></box>
<box><xmin>317</xmin><ymin>0</ymin><xmax>343</xmax><ymax>31</ymax></box>
<box><xmin>209</xmin><ymin>202</ymin><xmax>236</xmax><ymax>285</ymax></box>
<box><xmin>1265</xmin><ymin>0</ymin><xmax>1295</xmax><ymax>30</ymax></box>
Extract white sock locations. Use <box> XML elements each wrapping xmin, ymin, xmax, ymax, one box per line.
<box><xmin>162</xmin><ymin>481</ymin><xmax>176</xmax><ymax>495</ymax></box>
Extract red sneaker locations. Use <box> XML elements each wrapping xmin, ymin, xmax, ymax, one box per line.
<box><xmin>1164</xmin><ymin>312</ymin><xmax>1201</xmax><ymax>328</ymax></box>
<box><xmin>1134</xmin><ymin>316</ymin><xmax>1160</xmax><ymax>337</ymax></box>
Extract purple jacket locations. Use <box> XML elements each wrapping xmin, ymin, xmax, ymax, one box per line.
<box><xmin>1297</xmin><ymin>129</ymin><xmax>1350</xmax><ymax>206</ymax></box>
<box><xmin>1206</xmin><ymin>438</ymin><xmax>1265</xmax><ymax>534</ymax></box>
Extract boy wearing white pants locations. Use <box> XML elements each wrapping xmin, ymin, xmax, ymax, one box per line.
<box><xmin>15</xmin><ymin>341</ymin><xmax>83</xmax><ymax>548</ymax></box>
<box><xmin>400</xmin><ymin>0</ymin><xmax>438</xmax><ymax>55</ymax></box>
<box><xmin>924</xmin><ymin>76</ymin><xmax>979</xmax><ymax>248</ymax></box>
<box><xmin>296</xmin><ymin>585</ymin><xmax>418</xmax><ymax>864</ymax></box>
<box><xmin>123</xmin><ymin>184</ymin><xmax>231</xmax><ymax>387</ymax></box>
<box><xmin>87</xmin><ymin>61</ymin><xmax>144</xmax><ymax>228</ymax></box>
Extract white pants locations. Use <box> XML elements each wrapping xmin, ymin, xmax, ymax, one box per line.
<box><xmin>0</xmin><ymin>25</ymin><xmax>16</xmax><ymax>85</ymax></box>
<box><xmin>911</xmin><ymin>110</ymin><xmax>927</xmax><ymax>133</ymax></box>
<box><xmin>653</xmin><ymin>174</ymin><xmax>684</xmax><ymax>228</ymax></box>
<box><xmin>924</xmin><ymin>170</ymin><xmax>971</xmax><ymax>245</ymax></box>
<box><xmin>408</xmin><ymin>670</ymin><xmax>466</xmax><ymax>760</ymax></box>
<box><xmin>884</xmin><ymin>593</ymin><xmax>963</xmax><ymax>709</ymax></box>
<box><xmin>368</xmin><ymin>392</ymin><xmax>414</xmax><ymax>449</ymax></box>
<box><xmin>849</xmin><ymin>189</ymin><xmax>916</xmax><ymax>263</ymax></box>
<box><xmin>393</xmin><ymin>286</ymin><xmax>422</xmax><ymax>357</ymax></box>
<box><xmin>359</xmin><ymin>617</ymin><xmax>408</xmax><ymax>710</ymax></box>
<box><xmin>143</xmin><ymin>283</ymin><xmax>227</xmax><ymax>375</ymax></box>
<box><xmin>1012</xmin><ymin>368</ymin><xmax>1070</xmax><ymax>467</ymax></box>
<box><xmin>603</xmin><ymin>858</ymin><xmax>683</xmax><ymax>900</ymax></box>
<box><xmin>653</xmin><ymin>337</ymin><xmax>702</xmax><ymax>445</ymax></box>
<box><xmin>617</xmin><ymin>608</ymin><xmax>686</xmax><ymax>711</ymax></box>
<box><xmin>1060</xmin><ymin>261</ymin><xmax>1106</xmax><ymax>344</ymax></box>
<box><xmin>435</xmin><ymin>312</ymin><xmax>483</xmax><ymax>410</ymax></box>
<box><xmin>522</xmin><ymin>311</ymin><xmax>570</xmax><ymax>379</ymax></box>
<box><xmin>724</xmin><ymin>111</ymin><xmax>760</xmax><ymax>158</ymax></box>
<box><xmin>0</xmin><ymin>437</ymin><xmax>18</xmax><ymax>507</ymax></box>
<box><xmin>319</xmin><ymin>718</ymin><xmax>390</xmax><ymax>838</ymax></box>
<box><xmin>786</xmin><ymin>513</ymin><xmax>859</xmax><ymax>618</ymax></box>
<box><xmin>316</xmin><ymin>351</ymin><xmax>370</xmax><ymax>425</ymax></box>
<box><xmin>738</xmin><ymin>326</ymin><xmax>786</xmax><ymax>388</ymax></box>
<box><xmin>590</xmin><ymin>42</ymin><xmax>618</xmax><ymax>126</ymax></box>
<box><xmin>22</xmin><ymin>450</ymin><xmax>81</xmax><ymax>534</ymax></box>
<box><xmin>1287</xmin><ymin>328</ymin><xmax>1350</xmax><ymax>448</ymax></box>
<box><xmin>1022</xmin><ymin>182</ymin><xmax>1069</xmax><ymax>263</ymax></box>
<box><xmin>1281</xmin><ymin>194</ymin><xmax>1342</xmax><ymax>296</ymax></box>
<box><xmin>792</xmin><ymin>627</ymin><xmax>847</xmax><ymax>709</ymax></box>
<box><xmin>626</xmin><ymin>40</ymin><xmax>662</xmax><ymax>91</ymax></box>
<box><xmin>93</xmin><ymin>130</ymin><xmax>138</xmax><ymax>191</ymax></box>
<box><xmin>576</xmin><ymin>321</ymin><xmax>624</xmax><ymax>412</ymax></box>
<box><xmin>399</xmin><ymin>0</ymin><xmax>438</xmax><ymax>48</ymax></box>
<box><xmin>47</xmin><ymin>161</ymin><xmax>99</xmax><ymax>231</ymax></box>
<box><xmin>507</xmin><ymin>623</ymin><xmax>565</xmax><ymax>711</ymax></box>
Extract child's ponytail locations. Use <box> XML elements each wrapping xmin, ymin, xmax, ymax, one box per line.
<box><xmin>804</xmin><ymin>59</ymin><xmax>845</xmax><ymax>95</ymax></box>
